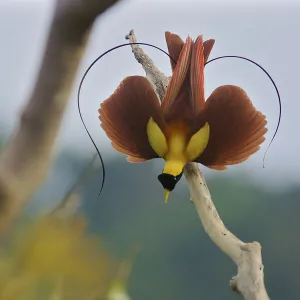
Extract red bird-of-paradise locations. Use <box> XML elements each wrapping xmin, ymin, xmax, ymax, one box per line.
<box><xmin>99</xmin><ymin>32</ymin><xmax>267</xmax><ymax>202</ymax></box>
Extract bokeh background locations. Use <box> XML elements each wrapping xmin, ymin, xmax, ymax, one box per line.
<box><xmin>1</xmin><ymin>0</ymin><xmax>299</xmax><ymax>299</ymax></box>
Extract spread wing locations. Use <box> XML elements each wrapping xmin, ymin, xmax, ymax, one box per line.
<box><xmin>196</xmin><ymin>85</ymin><xmax>267</xmax><ymax>169</ymax></box>
<box><xmin>99</xmin><ymin>76</ymin><xmax>166</xmax><ymax>162</ymax></box>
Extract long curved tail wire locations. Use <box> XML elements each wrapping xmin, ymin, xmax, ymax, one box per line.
<box><xmin>205</xmin><ymin>56</ymin><xmax>281</xmax><ymax>168</ymax></box>
<box><xmin>77</xmin><ymin>43</ymin><xmax>175</xmax><ymax>200</ymax></box>
<box><xmin>78</xmin><ymin>46</ymin><xmax>281</xmax><ymax>200</ymax></box>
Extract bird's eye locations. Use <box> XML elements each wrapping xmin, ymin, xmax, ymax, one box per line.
<box><xmin>157</xmin><ymin>172</ymin><xmax>183</xmax><ymax>191</ymax></box>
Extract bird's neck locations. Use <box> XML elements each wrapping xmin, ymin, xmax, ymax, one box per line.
<box><xmin>163</xmin><ymin>128</ymin><xmax>189</xmax><ymax>176</ymax></box>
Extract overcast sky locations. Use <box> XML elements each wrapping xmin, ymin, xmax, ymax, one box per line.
<box><xmin>0</xmin><ymin>0</ymin><xmax>299</xmax><ymax>187</ymax></box>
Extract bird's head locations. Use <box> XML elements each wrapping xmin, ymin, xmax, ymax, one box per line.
<box><xmin>158</xmin><ymin>171</ymin><xmax>183</xmax><ymax>203</ymax></box>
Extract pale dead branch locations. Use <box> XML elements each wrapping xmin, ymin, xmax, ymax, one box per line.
<box><xmin>127</xmin><ymin>29</ymin><xmax>270</xmax><ymax>300</ymax></box>
<box><xmin>0</xmin><ymin>0</ymin><xmax>121</xmax><ymax>235</ymax></box>
<box><xmin>126</xmin><ymin>30</ymin><xmax>169</xmax><ymax>101</ymax></box>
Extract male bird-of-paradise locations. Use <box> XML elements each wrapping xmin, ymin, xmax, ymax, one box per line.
<box><xmin>98</xmin><ymin>32</ymin><xmax>268</xmax><ymax>202</ymax></box>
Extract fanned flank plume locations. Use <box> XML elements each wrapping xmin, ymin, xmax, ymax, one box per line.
<box><xmin>99</xmin><ymin>31</ymin><xmax>268</xmax><ymax>202</ymax></box>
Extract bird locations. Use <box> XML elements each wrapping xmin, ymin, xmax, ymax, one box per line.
<box><xmin>98</xmin><ymin>31</ymin><xmax>267</xmax><ymax>202</ymax></box>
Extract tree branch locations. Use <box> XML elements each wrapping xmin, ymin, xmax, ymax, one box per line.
<box><xmin>184</xmin><ymin>164</ymin><xmax>269</xmax><ymax>300</ymax></box>
<box><xmin>0</xmin><ymin>0</ymin><xmax>121</xmax><ymax>235</ymax></box>
<box><xmin>125</xmin><ymin>30</ymin><xmax>169</xmax><ymax>101</ymax></box>
<box><xmin>126</xmin><ymin>29</ymin><xmax>270</xmax><ymax>300</ymax></box>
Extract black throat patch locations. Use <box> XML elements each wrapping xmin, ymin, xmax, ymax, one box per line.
<box><xmin>158</xmin><ymin>172</ymin><xmax>183</xmax><ymax>191</ymax></box>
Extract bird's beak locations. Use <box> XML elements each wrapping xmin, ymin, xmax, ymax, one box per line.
<box><xmin>164</xmin><ymin>189</ymin><xmax>170</xmax><ymax>203</ymax></box>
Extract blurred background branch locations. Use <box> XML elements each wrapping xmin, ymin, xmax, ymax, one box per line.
<box><xmin>0</xmin><ymin>0</ymin><xmax>121</xmax><ymax>235</ymax></box>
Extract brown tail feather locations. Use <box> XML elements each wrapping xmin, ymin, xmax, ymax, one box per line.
<box><xmin>163</xmin><ymin>33</ymin><xmax>215</xmax><ymax>124</ymax></box>
<box><xmin>190</xmin><ymin>36</ymin><xmax>205</xmax><ymax>115</ymax></box>
<box><xmin>161</xmin><ymin>37</ymin><xmax>193</xmax><ymax>115</ymax></box>
<box><xmin>165</xmin><ymin>32</ymin><xmax>215</xmax><ymax>68</ymax></box>
<box><xmin>165</xmin><ymin>32</ymin><xmax>185</xmax><ymax>71</ymax></box>
<box><xmin>99</xmin><ymin>76</ymin><xmax>166</xmax><ymax>162</ymax></box>
<box><xmin>203</xmin><ymin>39</ymin><xmax>215</xmax><ymax>63</ymax></box>
<box><xmin>196</xmin><ymin>85</ymin><xmax>267</xmax><ymax>169</ymax></box>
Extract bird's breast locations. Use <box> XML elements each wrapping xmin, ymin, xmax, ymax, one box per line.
<box><xmin>164</xmin><ymin>121</ymin><xmax>191</xmax><ymax>161</ymax></box>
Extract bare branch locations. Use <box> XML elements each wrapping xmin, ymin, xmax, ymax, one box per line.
<box><xmin>126</xmin><ymin>29</ymin><xmax>270</xmax><ymax>300</ymax></box>
<box><xmin>184</xmin><ymin>164</ymin><xmax>269</xmax><ymax>300</ymax></box>
<box><xmin>0</xmin><ymin>0</ymin><xmax>121</xmax><ymax>234</ymax></box>
<box><xmin>125</xmin><ymin>30</ymin><xmax>169</xmax><ymax>101</ymax></box>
